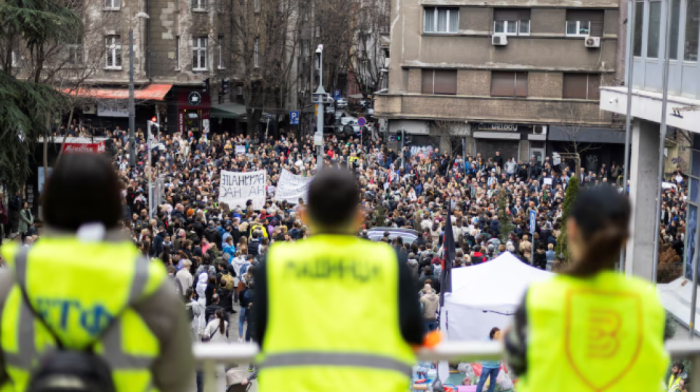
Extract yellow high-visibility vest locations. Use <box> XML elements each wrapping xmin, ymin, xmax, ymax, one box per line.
<box><xmin>519</xmin><ymin>271</ymin><xmax>669</xmax><ymax>392</ymax></box>
<box><xmin>0</xmin><ymin>238</ymin><xmax>166</xmax><ymax>392</ymax></box>
<box><xmin>258</xmin><ymin>235</ymin><xmax>415</xmax><ymax>392</ymax></box>
<box><xmin>669</xmin><ymin>374</ymin><xmax>682</xmax><ymax>392</ymax></box>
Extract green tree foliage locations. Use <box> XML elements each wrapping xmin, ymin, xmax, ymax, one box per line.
<box><xmin>555</xmin><ymin>176</ymin><xmax>580</xmax><ymax>261</ymax></box>
<box><xmin>0</xmin><ymin>0</ymin><xmax>82</xmax><ymax>191</ymax></box>
<box><xmin>496</xmin><ymin>187</ymin><xmax>514</xmax><ymax>244</ymax></box>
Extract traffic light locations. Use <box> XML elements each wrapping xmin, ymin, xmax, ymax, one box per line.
<box><xmin>222</xmin><ymin>78</ymin><xmax>229</xmax><ymax>95</ymax></box>
<box><xmin>203</xmin><ymin>78</ymin><xmax>210</xmax><ymax>94</ymax></box>
<box><xmin>151</xmin><ymin>116</ymin><xmax>157</xmax><ymax>123</ymax></box>
<box><xmin>397</xmin><ymin>130</ymin><xmax>405</xmax><ymax>142</ymax></box>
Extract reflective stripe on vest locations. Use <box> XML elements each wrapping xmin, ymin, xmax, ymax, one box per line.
<box><xmin>261</xmin><ymin>352</ymin><xmax>412</xmax><ymax>377</ymax></box>
<box><xmin>3</xmin><ymin>246</ymin><xmax>155</xmax><ymax>371</ymax></box>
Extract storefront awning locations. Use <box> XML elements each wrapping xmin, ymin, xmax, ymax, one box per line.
<box><xmin>62</xmin><ymin>84</ymin><xmax>173</xmax><ymax>101</ymax></box>
<box><xmin>211</xmin><ymin>102</ymin><xmax>247</xmax><ymax>119</ymax></box>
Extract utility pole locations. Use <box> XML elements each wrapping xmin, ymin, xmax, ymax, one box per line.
<box><xmin>128</xmin><ymin>12</ymin><xmax>149</xmax><ymax>167</ymax></box>
<box><xmin>128</xmin><ymin>28</ymin><xmax>136</xmax><ymax>167</ymax></box>
<box><xmin>314</xmin><ymin>44</ymin><xmax>324</xmax><ymax>172</ymax></box>
<box><xmin>400</xmin><ymin>129</ymin><xmax>405</xmax><ymax>169</ymax></box>
<box><xmin>147</xmin><ymin>119</ymin><xmax>160</xmax><ymax>218</ymax></box>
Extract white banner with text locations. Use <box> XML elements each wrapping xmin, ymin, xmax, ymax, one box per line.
<box><xmin>219</xmin><ymin>170</ymin><xmax>267</xmax><ymax>210</ymax></box>
<box><xmin>274</xmin><ymin>169</ymin><xmax>313</xmax><ymax>204</ymax></box>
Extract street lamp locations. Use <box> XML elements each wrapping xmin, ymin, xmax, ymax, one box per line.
<box><xmin>128</xmin><ymin>11</ymin><xmax>150</xmax><ymax>167</ymax></box>
<box><xmin>314</xmin><ymin>44</ymin><xmax>324</xmax><ymax>172</ymax></box>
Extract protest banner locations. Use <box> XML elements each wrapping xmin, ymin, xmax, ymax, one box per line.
<box><xmin>235</xmin><ymin>145</ymin><xmax>246</xmax><ymax>154</ymax></box>
<box><xmin>275</xmin><ymin>169</ymin><xmax>314</xmax><ymax>204</ymax></box>
<box><xmin>543</xmin><ymin>177</ymin><xmax>553</xmax><ymax>185</ymax></box>
<box><xmin>219</xmin><ymin>170</ymin><xmax>267</xmax><ymax>210</ymax></box>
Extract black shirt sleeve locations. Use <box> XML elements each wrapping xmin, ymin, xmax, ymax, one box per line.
<box><xmin>252</xmin><ymin>248</ymin><xmax>425</xmax><ymax>349</ymax></box>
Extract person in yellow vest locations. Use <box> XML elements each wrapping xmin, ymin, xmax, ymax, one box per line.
<box><xmin>0</xmin><ymin>153</ymin><xmax>194</xmax><ymax>392</ymax></box>
<box><xmin>668</xmin><ymin>363</ymin><xmax>685</xmax><ymax>392</ymax></box>
<box><xmin>253</xmin><ymin>168</ymin><xmax>424</xmax><ymax>392</ymax></box>
<box><xmin>504</xmin><ymin>185</ymin><xmax>669</xmax><ymax>392</ymax></box>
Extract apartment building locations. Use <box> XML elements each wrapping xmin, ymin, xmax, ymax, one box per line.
<box><xmin>375</xmin><ymin>0</ymin><xmax>624</xmax><ymax>166</ymax></box>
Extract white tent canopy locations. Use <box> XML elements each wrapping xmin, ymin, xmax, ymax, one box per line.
<box><xmin>440</xmin><ymin>252</ymin><xmax>554</xmax><ymax>341</ymax></box>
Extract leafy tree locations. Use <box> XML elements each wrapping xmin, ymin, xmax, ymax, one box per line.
<box><xmin>496</xmin><ymin>187</ymin><xmax>514</xmax><ymax>244</ymax></box>
<box><xmin>0</xmin><ymin>0</ymin><xmax>82</xmax><ymax>192</ymax></box>
<box><xmin>555</xmin><ymin>176</ymin><xmax>580</xmax><ymax>261</ymax></box>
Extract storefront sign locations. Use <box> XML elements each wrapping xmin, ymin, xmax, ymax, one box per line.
<box><xmin>62</xmin><ymin>141</ymin><xmax>106</xmax><ymax>154</ymax></box>
<box><xmin>98</xmin><ymin>102</ymin><xmax>129</xmax><ymax>117</ymax></box>
<box><xmin>179</xmin><ymin>112</ymin><xmax>185</xmax><ymax>134</ymax></box>
<box><xmin>178</xmin><ymin>91</ymin><xmax>211</xmax><ymax>109</ymax></box>
<box><xmin>478</xmin><ymin>123</ymin><xmax>518</xmax><ymax>132</ymax></box>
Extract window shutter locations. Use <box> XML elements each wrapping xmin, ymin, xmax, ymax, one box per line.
<box><xmin>563</xmin><ymin>73</ymin><xmax>588</xmax><ymax>99</ymax></box>
<box><xmin>566</xmin><ymin>9</ymin><xmax>604</xmax><ymax>36</ymax></box>
<box><xmin>421</xmin><ymin>69</ymin><xmax>434</xmax><ymax>94</ymax></box>
<box><xmin>587</xmin><ymin>74</ymin><xmax>601</xmax><ymax>100</ymax></box>
<box><xmin>491</xmin><ymin>72</ymin><xmax>515</xmax><ymax>97</ymax></box>
<box><xmin>515</xmin><ymin>72</ymin><xmax>528</xmax><ymax>97</ymax></box>
<box><xmin>494</xmin><ymin>8</ymin><xmax>530</xmax><ymax>21</ymax></box>
<box><xmin>434</xmin><ymin>70</ymin><xmax>457</xmax><ymax>95</ymax></box>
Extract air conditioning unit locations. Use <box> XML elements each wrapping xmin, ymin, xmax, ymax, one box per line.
<box><xmin>533</xmin><ymin>125</ymin><xmax>548</xmax><ymax>135</ymax></box>
<box><xmin>492</xmin><ymin>34</ymin><xmax>508</xmax><ymax>46</ymax></box>
<box><xmin>585</xmin><ymin>36</ymin><xmax>601</xmax><ymax>48</ymax></box>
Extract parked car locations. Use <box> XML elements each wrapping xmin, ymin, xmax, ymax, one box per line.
<box><xmin>365</xmin><ymin>227</ymin><xmax>420</xmax><ymax>245</ymax></box>
<box><xmin>336</xmin><ymin>98</ymin><xmax>348</xmax><ymax>108</ymax></box>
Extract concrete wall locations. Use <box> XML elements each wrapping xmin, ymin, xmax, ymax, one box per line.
<box><xmin>457</xmin><ymin>69</ymin><xmax>490</xmax><ymax>96</ymax></box>
<box><xmin>376</xmin><ymin>94</ymin><xmax>611</xmax><ymax>124</ymax></box>
<box><xmin>528</xmin><ymin>72</ymin><xmax>563</xmax><ymax>99</ymax></box>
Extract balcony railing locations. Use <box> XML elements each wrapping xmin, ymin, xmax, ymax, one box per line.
<box><xmin>194</xmin><ymin>340</ymin><xmax>700</xmax><ymax>392</ymax></box>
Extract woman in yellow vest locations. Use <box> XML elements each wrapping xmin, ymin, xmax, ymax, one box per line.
<box><xmin>0</xmin><ymin>154</ymin><xmax>194</xmax><ymax>392</ymax></box>
<box><xmin>504</xmin><ymin>185</ymin><xmax>669</xmax><ymax>392</ymax></box>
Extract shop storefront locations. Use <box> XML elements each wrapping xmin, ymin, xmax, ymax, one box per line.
<box><xmin>177</xmin><ymin>90</ymin><xmax>211</xmax><ymax>139</ymax></box>
<box><xmin>546</xmin><ymin>126</ymin><xmax>626</xmax><ymax>173</ymax></box>
<box><xmin>472</xmin><ymin>123</ymin><xmax>547</xmax><ymax>163</ymax></box>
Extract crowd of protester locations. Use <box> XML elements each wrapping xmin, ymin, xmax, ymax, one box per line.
<box><xmin>0</xmin><ymin>125</ymin><xmax>691</xmax><ymax>340</ymax></box>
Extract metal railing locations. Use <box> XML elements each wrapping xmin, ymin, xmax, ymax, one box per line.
<box><xmin>195</xmin><ymin>340</ymin><xmax>700</xmax><ymax>392</ymax></box>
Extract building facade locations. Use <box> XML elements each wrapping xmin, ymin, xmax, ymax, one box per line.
<box><xmin>601</xmin><ymin>0</ymin><xmax>700</xmax><ymax>282</ymax></box>
<box><xmin>375</xmin><ymin>0</ymin><xmax>625</xmax><ymax>166</ymax></box>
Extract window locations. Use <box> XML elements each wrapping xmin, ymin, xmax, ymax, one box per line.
<box><xmin>563</xmin><ymin>73</ymin><xmax>601</xmax><ymax>100</ymax></box>
<box><xmin>423</xmin><ymin>7</ymin><xmax>459</xmax><ymax>34</ymax></box>
<box><xmin>493</xmin><ymin>9</ymin><xmax>530</xmax><ymax>36</ymax></box>
<box><xmin>67</xmin><ymin>44</ymin><xmax>82</xmax><ymax>64</ymax></box>
<box><xmin>192</xmin><ymin>0</ymin><xmax>207</xmax><ymax>11</ymax></box>
<box><xmin>634</xmin><ymin>1</ymin><xmax>644</xmax><ymax>56</ymax></box>
<box><xmin>254</xmin><ymin>0</ymin><xmax>260</xmax><ymax>11</ymax></box>
<box><xmin>104</xmin><ymin>0</ymin><xmax>120</xmax><ymax>10</ymax></box>
<box><xmin>105</xmin><ymin>35</ymin><xmax>122</xmax><ymax>69</ymax></box>
<box><xmin>565</xmin><ymin>10</ymin><xmax>603</xmax><ymax>37</ymax></box>
<box><xmin>218</xmin><ymin>35</ymin><xmax>225</xmax><ymax>69</ymax></box>
<box><xmin>685</xmin><ymin>0</ymin><xmax>700</xmax><ymax>61</ymax></box>
<box><xmin>647</xmin><ymin>1</ymin><xmax>661</xmax><ymax>58</ymax></box>
<box><xmin>490</xmin><ymin>71</ymin><xmax>528</xmax><ymax>97</ymax></box>
<box><xmin>421</xmin><ymin>69</ymin><xmax>457</xmax><ymax>95</ymax></box>
<box><xmin>670</xmin><ymin>0</ymin><xmax>680</xmax><ymax>59</ymax></box>
<box><xmin>175</xmin><ymin>36</ymin><xmax>180</xmax><ymax>69</ymax></box>
<box><xmin>254</xmin><ymin>38</ymin><xmax>259</xmax><ymax>67</ymax></box>
<box><xmin>192</xmin><ymin>37</ymin><xmax>207</xmax><ymax>70</ymax></box>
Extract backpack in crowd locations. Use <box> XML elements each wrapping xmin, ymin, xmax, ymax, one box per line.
<box><xmin>221</xmin><ymin>272</ymin><xmax>234</xmax><ymax>291</ymax></box>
